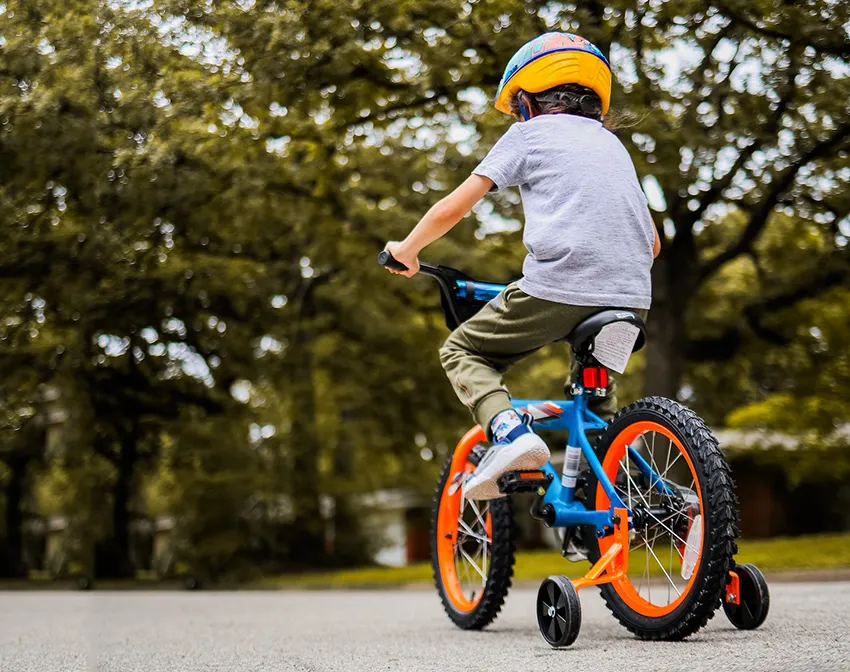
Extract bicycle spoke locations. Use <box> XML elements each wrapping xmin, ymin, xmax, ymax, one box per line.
<box><xmin>458</xmin><ymin>545</ymin><xmax>487</xmax><ymax>582</ymax></box>
<box><xmin>649</xmin><ymin>432</ymin><xmax>663</xmax><ymax>492</ymax></box>
<box><xmin>669</xmin><ymin>529</ymin><xmax>674</xmax><ymax>603</ymax></box>
<box><xmin>468</xmin><ymin>499</ymin><xmax>489</xmax><ymax>533</ymax></box>
<box><xmin>660</xmin><ymin>450</ymin><xmax>684</xmax><ymax>482</ymax></box>
<box><xmin>617</xmin><ymin>430</ymin><xmax>704</xmax><ymax>608</ymax></box>
<box><xmin>644</xmin><ymin>509</ymin><xmax>691</xmax><ymax>550</ymax></box>
<box><xmin>482</xmin><ymin>538</ymin><xmax>488</xmax><ymax>586</ymax></box>
<box><xmin>645</xmin><ymin>535</ymin><xmax>682</xmax><ymax>598</ymax></box>
<box><xmin>455</xmin><ymin>543</ymin><xmax>468</xmax><ymax>588</ymax></box>
<box><xmin>622</xmin><ymin>470</ymin><xmax>692</xmax><ymax>549</ymax></box>
<box><xmin>458</xmin><ymin>518</ymin><xmax>490</xmax><ymax>544</ymax></box>
<box><xmin>632</xmin><ymin>523</ymin><xmax>685</xmax><ymax>561</ymax></box>
<box><xmin>454</xmin><ymin>483</ymin><xmax>494</xmax><ymax>601</ymax></box>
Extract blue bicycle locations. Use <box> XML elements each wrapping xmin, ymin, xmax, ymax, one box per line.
<box><xmin>379</xmin><ymin>252</ymin><xmax>770</xmax><ymax>647</ymax></box>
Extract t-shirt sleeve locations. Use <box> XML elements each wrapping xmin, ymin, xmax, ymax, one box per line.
<box><xmin>472</xmin><ymin>124</ymin><xmax>528</xmax><ymax>191</ymax></box>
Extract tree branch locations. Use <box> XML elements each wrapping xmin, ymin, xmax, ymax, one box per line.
<box><xmin>699</xmin><ymin>122</ymin><xmax>850</xmax><ymax>281</ymax></box>
<box><xmin>714</xmin><ymin>0</ymin><xmax>850</xmax><ymax>58</ymax></box>
<box><xmin>333</xmin><ymin>87</ymin><xmax>450</xmax><ymax>131</ymax></box>
<box><xmin>687</xmin><ymin>259</ymin><xmax>850</xmax><ymax>360</ymax></box>
<box><xmin>684</xmin><ymin>48</ymin><xmax>800</xmax><ymax>232</ymax></box>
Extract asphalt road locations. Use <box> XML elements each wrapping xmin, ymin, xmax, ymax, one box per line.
<box><xmin>1</xmin><ymin>582</ymin><xmax>848</xmax><ymax>672</ymax></box>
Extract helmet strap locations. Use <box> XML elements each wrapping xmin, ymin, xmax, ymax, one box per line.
<box><xmin>518</xmin><ymin>98</ymin><xmax>531</xmax><ymax>121</ymax></box>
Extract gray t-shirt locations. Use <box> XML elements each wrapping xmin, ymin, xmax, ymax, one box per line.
<box><xmin>473</xmin><ymin>114</ymin><xmax>654</xmax><ymax>309</ymax></box>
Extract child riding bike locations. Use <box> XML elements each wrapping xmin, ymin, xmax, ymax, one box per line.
<box><xmin>383</xmin><ymin>32</ymin><xmax>661</xmax><ymax>500</ymax></box>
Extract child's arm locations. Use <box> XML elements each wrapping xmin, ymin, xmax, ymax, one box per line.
<box><xmin>651</xmin><ymin>216</ymin><xmax>661</xmax><ymax>258</ymax></box>
<box><xmin>383</xmin><ymin>174</ymin><xmax>494</xmax><ymax>277</ymax></box>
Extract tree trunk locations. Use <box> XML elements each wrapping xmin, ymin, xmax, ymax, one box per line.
<box><xmin>329</xmin><ymin>409</ymin><xmax>370</xmax><ymax>567</ymax></box>
<box><xmin>288</xmin><ymin>285</ymin><xmax>324</xmax><ymax>566</ymax></box>
<box><xmin>100</xmin><ymin>431</ymin><xmax>137</xmax><ymax>578</ymax></box>
<box><xmin>644</xmin><ymin>304</ymin><xmax>687</xmax><ymax>399</ymax></box>
<box><xmin>1</xmin><ymin>457</ymin><xmax>27</xmax><ymax>577</ymax></box>
<box><xmin>643</xmin><ymin>247</ymin><xmax>694</xmax><ymax>398</ymax></box>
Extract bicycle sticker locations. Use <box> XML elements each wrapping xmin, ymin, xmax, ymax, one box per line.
<box><xmin>593</xmin><ymin>321</ymin><xmax>639</xmax><ymax>374</ymax></box>
<box><xmin>561</xmin><ymin>445</ymin><xmax>582</xmax><ymax>488</ymax></box>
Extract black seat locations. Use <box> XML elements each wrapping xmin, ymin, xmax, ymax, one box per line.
<box><xmin>566</xmin><ymin>309</ymin><xmax>646</xmax><ymax>353</ymax></box>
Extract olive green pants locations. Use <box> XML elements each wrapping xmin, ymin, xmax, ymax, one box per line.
<box><xmin>439</xmin><ymin>283</ymin><xmax>648</xmax><ymax>438</ymax></box>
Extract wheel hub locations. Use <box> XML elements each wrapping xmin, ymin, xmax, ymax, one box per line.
<box><xmin>631</xmin><ymin>504</ymin><xmax>673</xmax><ymax>529</ymax></box>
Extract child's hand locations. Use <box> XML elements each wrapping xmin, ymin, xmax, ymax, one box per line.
<box><xmin>383</xmin><ymin>241</ymin><xmax>420</xmax><ymax>278</ymax></box>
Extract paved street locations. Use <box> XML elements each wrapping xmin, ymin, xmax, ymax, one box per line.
<box><xmin>1</xmin><ymin>582</ymin><xmax>849</xmax><ymax>671</ymax></box>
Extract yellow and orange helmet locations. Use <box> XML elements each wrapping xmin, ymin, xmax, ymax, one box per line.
<box><xmin>494</xmin><ymin>32</ymin><xmax>612</xmax><ymax>117</ymax></box>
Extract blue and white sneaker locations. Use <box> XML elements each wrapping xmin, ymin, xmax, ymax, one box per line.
<box><xmin>463</xmin><ymin>412</ymin><xmax>550</xmax><ymax>500</ymax></box>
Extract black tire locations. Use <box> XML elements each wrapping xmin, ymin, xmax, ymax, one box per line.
<box><xmin>723</xmin><ymin>563</ymin><xmax>770</xmax><ymax>630</ymax></box>
<box><xmin>430</xmin><ymin>446</ymin><xmax>517</xmax><ymax>630</ymax></box>
<box><xmin>586</xmin><ymin>397</ymin><xmax>739</xmax><ymax>641</ymax></box>
<box><xmin>537</xmin><ymin>575</ymin><xmax>582</xmax><ymax>647</ymax></box>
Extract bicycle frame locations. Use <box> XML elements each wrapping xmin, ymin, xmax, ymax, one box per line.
<box><xmin>511</xmin><ymin>394</ymin><xmax>626</xmax><ymax>534</ymax></box>
<box><xmin>449</xmin><ymin>276</ymin><xmax>669</xmax><ymax>535</ymax></box>
<box><xmin>424</xmin><ymin>266</ymin><xmax>667</xmax><ymax>591</ymax></box>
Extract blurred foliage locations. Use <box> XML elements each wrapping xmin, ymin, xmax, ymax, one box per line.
<box><xmin>0</xmin><ymin>0</ymin><xmax>848</xmax><ymax>579</ymax></box>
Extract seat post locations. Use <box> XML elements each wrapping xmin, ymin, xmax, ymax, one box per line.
<box><xmin>570</xmin><ymin>346</ymin><xmax>609</xmax><ymax>399</ymax></box>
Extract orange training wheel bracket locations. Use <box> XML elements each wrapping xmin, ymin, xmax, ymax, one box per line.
<box><xmin>573</xmin><ymin>507</ymin><xmax>630</xmax><ymax>592</ymax></box>
<box><xmin>726</xmin><ymin>570</ymin><xmax>741</xmax><ymax>605</ymax></box>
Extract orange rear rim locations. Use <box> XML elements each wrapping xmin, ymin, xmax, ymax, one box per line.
<box><xmin>596</xmin><ymin>420</ymin><xmax>705</xmax><ymax>617</ymax></box>
<box><xmin>436</xmin><ymin>426</ymin><xmax>492</xmax><ymax>613</ymax></box>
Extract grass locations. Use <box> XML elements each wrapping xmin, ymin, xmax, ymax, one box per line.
<box><xmin>260</xmin><ymin>532</ymin><xmax>850</xmax><ymax>589</ymax></box>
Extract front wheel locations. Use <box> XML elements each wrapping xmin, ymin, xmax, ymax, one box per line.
<box><xmin>586</xmin><ymin>397</ymin><xmax>739</xmax><ymax>640</ymax></box>
<box><xmin>431</xmin><ymin>438</ymin><xmax>516</xmax><ymax>630</ymax></box>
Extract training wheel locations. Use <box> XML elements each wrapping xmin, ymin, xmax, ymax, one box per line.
<box><xmin>537</xmin><ymin>575</ymin><xmax>581</xmax><ymax>647</ymax></box>
<box><xmin>723</xmin><ymin>563</ymin><xmax>770</xmax><ymax>630</ymax></box>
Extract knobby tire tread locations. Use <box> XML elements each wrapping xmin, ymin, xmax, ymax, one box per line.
<box><xmin>430</xmin><ymin>453</ymin><xmax>517</xmax><ymax>630</ymax></box>
<box><xmin>587</xmin><ymin>396</ymin><xmax>739</xmax><ymax>641</ymax></box>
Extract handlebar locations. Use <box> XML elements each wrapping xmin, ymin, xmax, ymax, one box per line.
<box><xmin>377</xmin><ymin>250</ymin><xmax>440</xmax><ymax>277</ymax></box>
<box><xmin>377</xmin><ymin>249</ymin><xmax>407</xmax><ymax>272</ymax></box>
<box><xmin>377</xmin><ymin>249</ymin><xmax>507</xmax><ymax>330</ymax></box>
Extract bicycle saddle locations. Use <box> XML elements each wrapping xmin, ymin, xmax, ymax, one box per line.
<box><xmin>566</xmin><ymin>310</ymin><xmax>646</xmax><ymax>353</ymax></box>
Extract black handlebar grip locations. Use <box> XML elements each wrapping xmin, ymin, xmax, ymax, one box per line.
<box><xmin>377</xmin><ymin>250</ymin><xmax>408</xmax><ymax>272</ymax></box>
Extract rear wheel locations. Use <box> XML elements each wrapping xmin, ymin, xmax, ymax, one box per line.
<box><xmin>431</xmin><ymin>439</ymin><xmax>516</xmax><ymax>630</ymax></box>
<box><xmin>586</xmin><ymin>397</ymin><xmax>738</xmax><ymax>640</ymax></box>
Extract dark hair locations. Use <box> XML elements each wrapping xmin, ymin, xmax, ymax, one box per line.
<box><xmin>509</xmin><ymin>83</ymin><xmax>628</xmax><ymax>130</ymax></box>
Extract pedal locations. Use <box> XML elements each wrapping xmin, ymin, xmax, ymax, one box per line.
<box><xmin>497</xmin><ymin>470</ymin><xmax>553</xmax><ymax>495</ymax></box>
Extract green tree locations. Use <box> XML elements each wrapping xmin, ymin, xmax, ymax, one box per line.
<box><xmin>601</xmin><ymin>1</ymin><xmax>850</xmax><ymax>398</ymax></box>
<box><xmin>3</xmin><ymin>0</ymin><xmax>849</xmax><ymax>578</ymax></box>
<box><xmin>0</xmin><ymin>0</ymin><xmax>275</xmax><ymax>575</ymax></box>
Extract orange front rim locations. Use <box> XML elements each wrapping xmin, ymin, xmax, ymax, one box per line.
<box><xmin>596</xmin><ymin>420</ymin><xmax>705</xmax><ymax>618</ymax></box>
<box><xmin>436</xmin><ymin>426</ymin><xmax>491</xmax><ymax>613</ymax></box>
